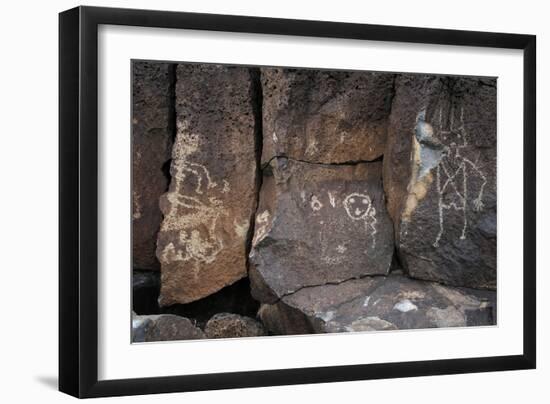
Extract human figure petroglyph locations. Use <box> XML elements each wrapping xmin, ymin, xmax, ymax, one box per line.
<box><xmin>343</xmin><ymin>192</ymin><xmax>378</xmax><ymax>248</ymax></box>
<box><xmin>415</xmin><ymin>106</ymin><xmax>487</xmax><ymax>247</ymax></box>
<box><xmin>161</xmin><ymin>159</ymin><xmax>226</xmax><ymax>263</ymax></box>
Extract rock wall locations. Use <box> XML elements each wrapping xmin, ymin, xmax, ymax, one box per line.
<box><xmin>132</xmin><ymin>62</ymin><xmax>175</xmax><ymax>270</ymax></box>
<box><xmin>156</xmin><ymin>64</ymin><xmax>259</xmax><ymax>305</ymax></box>
<box><xmin>132</xmin><ymin>62</ymin><xmax>497</xmax><ymax>341</ymax></box>
<box><xmin>384</xmin><ymin>75</ymin><xmax>497</xmax><ymax>289</ymax></box>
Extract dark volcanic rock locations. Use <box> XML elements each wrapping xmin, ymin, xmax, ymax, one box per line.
<box><xmin>259</xmin><ymin>273</ymin><xmax>496</xmax><ymax>335</ymax></box>
<box><xmin>204</xmin><ymin>313</ymin><xmax>266</xmax><ymax>339</ymax></box>
<box><xmin>156</xmin><ymin>64</ymin><xmax>259</xmax><ymax>305</ymax></box>
<box><xmin>258</xmin><ymin>303</ymin><xmax>315</xmax><ymax>336</ymax></box>
<box><xmin>249</xmin><ymin>158</ymin><xmax>393</xmax><ymax>303</ymax></box>
<box><xmin>261</xmin><ymin>68</ymin><xmax>395</xmax><ymax>164</ymax></box>
<box><xmin>383</xmin><ymin>75</ymin><xmax>497</xmax><ymax>289</ymax></box>
<box><xmin>132</xmin><ymin>314</ymin><xmax>205</xmax><ymax>342</ymax></box>
<box><xmin>132</xmin><ymin>62</ymin><xmax>174</xmax><ymax>270</ymax></box>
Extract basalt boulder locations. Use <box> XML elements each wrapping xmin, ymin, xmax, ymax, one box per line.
<box><xmin>258</xmin><ymin>273</ymin><xmax>496</xmax><ymax>335</ymax></box>
<box><xmin>156</xmin><ymin>64</ymin><xmax>259</xmax><ymax>306</ymax></box>
<box><xmin>261</xmin><ymin>67</ymin><xmax>395</xmax><ymax>164</ymax></box>
<box><xmin>132</xmin><ymin>314</ymin><xmax>205</xmax><ymax>342</ymax></box>
<box><xmin>383</xmin><ymin>75</ymin><xmax>497</xmax><ymax>289</ymax></box>
<box><xmin>132</xmin><ymin>62</ymin><xmax>174</xmax><ymax>270</ymax></box>
<box><xmin>249</xmin><ymin>158</ymin><xmax>393</xmax><ymax>303</ymax></box>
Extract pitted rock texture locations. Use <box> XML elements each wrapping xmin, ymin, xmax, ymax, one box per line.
<box><xmin>258</xmin><ymin>273</ymin><xmax>496</xmax><ymax>335</ymax></box>
<box><xmin>132</xmin><ymin>314</ymin><xmax>204</xmax><ymax>342</ymax></box>
<box><xmin>249</xmin><ymin>158</ymin><xmax>393</xmax><ymax>303</ymax></box>
<box><xmin>132</xmin><ymin>62</ymin><xmax>174</xmax><ymax>270</ymax></box>
<box><xmin>204</xmin><ymin>313</ymin><xmax>266</xmax><ymax>339</ymax></box>
<box><xmin>383</xmin><ymin>75</ymin><xmax>497</xmax><ymax>289</ymax></box>
<box><xmin>261</xmin><ymin>68</ymin><xmax>395</xmax><ymax>164</ymax></box>
<box><xmin>156</xmin><ymin>64</ymin><xmax>259</xmax><ymax>306</ymax></box>
<box><xmin>258</xmin><ymin>303</ymin><xmax>315</xmax><ymax>336</ymax></box>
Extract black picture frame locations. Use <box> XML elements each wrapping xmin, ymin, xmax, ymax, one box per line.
<box><xmin>59</xmin><ymin>5</ymin><xmax>536</xmax><ymax>398</ymax></box>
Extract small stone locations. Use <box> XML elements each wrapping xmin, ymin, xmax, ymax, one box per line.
<box><xmin>249</xmin><ymin>158</ymin><xmax>393</xmax><ymax>303</ymax></box>
<box><xmin>132</xmin><ymin>314</ymin><xmax>204</xmax><ymax>342</ymax></box>
<box><xmin>261</xmin><ymin>68</ymin><xmax>395</xmax><ymax>164</ymax></box>
<box><xmin>204</xmin><ymin>313</ymin><xmax>266</xmax><ymax>339</ymax></box>
<box><xmin>257</xmin><ymin>303</ymin><xmax>316</xmax><ymax>336</ymax></box>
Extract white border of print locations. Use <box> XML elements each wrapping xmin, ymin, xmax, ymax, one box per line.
<box><xmin>98</xmin><ymin>24</ymin><xmax>523</xmax><ymax>381</ymax></box>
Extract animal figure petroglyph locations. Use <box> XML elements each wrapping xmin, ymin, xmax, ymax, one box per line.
<box><xmin>161</xmin><ymin>160</ymin><xmax>226</xmax><ymax>264</ymax></box>
<box><xmin>415</xmin><ymin>106</ymin><xmax>487</xmax><ymax>247</ymax></box>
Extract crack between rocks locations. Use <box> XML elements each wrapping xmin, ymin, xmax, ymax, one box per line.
<box><xmin>244</xmin><ymin>68</ymin><xmax>264</xmax><ymax>276</ymax></box>
<box><xmin>261</xmin><ymin>154</ymin><xmax>383</xmax><ymax>170</ymax></box>
<box><xmin>160</xmin><ymin>63</ymin><xmax>178</xmax><ymax>192</ymax></box>
<box><xmin>387</xmin><ymin>74</ymin><xmax>398</xmax><ymax>117</ymax></box>
<box><xmin>275</xmin><ymin>272</ymin><xmax>390</xmax><ymax>304</ymax></box>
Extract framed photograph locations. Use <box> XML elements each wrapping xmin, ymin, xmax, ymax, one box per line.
<box><xmin>59</xmin><ymin>6</ymin><xmax>536</xmax><ymax>398</ymax></box>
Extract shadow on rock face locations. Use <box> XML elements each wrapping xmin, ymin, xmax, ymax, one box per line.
<box><xmin>133</xmin><ymin>270</ymin><xmax>161</xmax><ymax>315</ymax></box>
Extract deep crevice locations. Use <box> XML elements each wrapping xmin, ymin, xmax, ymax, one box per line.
<box><xmin>386</xmin><ymin>74</ymin><xmax>398</xmax><ymax>117</ymax></box>
<box><xmin>244</xmin><ymin>67</ymin><xmax>264</xmax><ymax>276</ymax></box>
<box><xmin>160</xmin><ymin>63</ymin><xmax>178</xmax><ymax>192</ymax></box>
<box><xmin>389</xmin><ymin>245</ymin><xmax>407</xmax><ymax>275</ymax></box>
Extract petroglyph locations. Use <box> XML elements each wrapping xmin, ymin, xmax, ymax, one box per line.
<box><xmin>328</xmin><ymin>191</ymin><xmax>336</xmax><ymax>208</ymax></box>
<box><xmin>310</xmin><ymin>195</ymin><xmax>323</xmax><ymax>211</ymax></box>
<box><xmin>249</xmin><ymin>159</ymin><xmax>393</xmax><ymax>302</ymax></box>
<box><xmin>431</xmin><ymin>106</ymin><xmax>488</xmax><ymax>247</ymax></box>
<box><xmin>161</xmin><ymin>159</ymin><xmax>225</xmax><ymax>264</ymax></box>
<box><xmin>336</xmin><ymin>245</ymin><xmax>347</xmax><ymax>254</ymax></box>
<box><xmin>156</xmin><ymin>64</ymin><xmax>258</xmax><ymax>305</ymax></box>
<box><xmin>233</xmin><ymin>219</ymin><xmax>250</xmax><ymax>238</ymax></box>
<box><xmin>343</xmin><ymin>193</ymin><xmax>378</xmax><ymax>247</ymax></box>
<box><xmin>132</xmin><ymin>190</ymin><xmax>142</xmax><ymax>220</ymax></box>
<box><xmin>344</xmin><ymin>193</ymin><xmax>373</xmax><ymax>220</ymax></box>
<box><xmin>222</xmin><ymin>180</ymin><xmax>230</xmax><ymax>194</ymax></box>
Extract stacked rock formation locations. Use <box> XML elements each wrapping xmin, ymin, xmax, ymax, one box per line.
<box><xmin>132</xmin><ymin>62</ymin><xmax>497</xmax><ymax>342</ymax></box>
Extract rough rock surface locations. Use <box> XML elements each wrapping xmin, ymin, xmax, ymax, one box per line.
<box><xmin>156</xmin><ymin>64</ymin><xmax>259</xmax><ymax>306</ymax></box>
<box><xmin>132</xmin><ymin>314</ymin><xmax>205</xmax><ymax>342</ymax></box>
<box><xmin>132</xmin><ymin>62</ymin><xmax>174</xmax><ymax>270</ymax></box>
<box><xmin>204</xmin><ymin>313</ymin><xmax>266</xmax><ymax>339</ymax></box>
<box><xmin>383</xmin><ymin>75</ymin><xmax>497</xmax><ymax>289</ymax></box>
<box><xmin>261</xmin><ymin>68</ymin><xmax>395</xmax><ymax>164</ymax></box>
<box><xmin>258</xmin><ymin>303</ymin><xmax>315</xmax><ymax>336</ymax></box>
<box><xmin>258</xmin><ymin>273</ymin><xmax>496</xmax><ymax>335</ymax></box>
<box><xmin>249</xmin><ymin>158</ymin><xmax>393</xmax><ymax>303</ymax></box>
